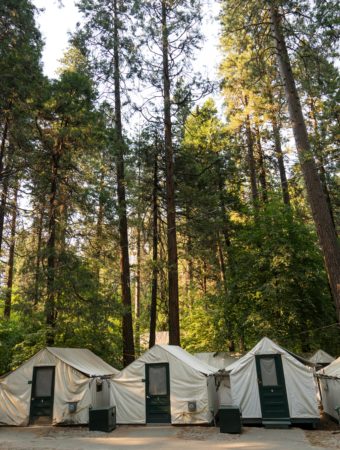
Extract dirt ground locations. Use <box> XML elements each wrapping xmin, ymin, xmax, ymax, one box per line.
<box><xmin>0</xmin><ymin>422</ymin><xmax>337</xmax><ymax>450</ymax></box>
<box><xmin>305</xmin><ymin>413</ymin><xmax>340</xmax><ymax>449</ymax></box>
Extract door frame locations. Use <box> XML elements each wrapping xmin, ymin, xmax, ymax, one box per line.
<box><xmin>29</xmin><ymin>366</ymin><xmax>56</xmax><ymax>424</ymax></box>
<box><xmin>145</xmin><ymin>362</ymin><xmax>171</xmax><ymax>423</ymax></box>
<box><xmin>255</xmin><ymin>354</ymin><xmax>290</xmax><ymax>420</ymax></box>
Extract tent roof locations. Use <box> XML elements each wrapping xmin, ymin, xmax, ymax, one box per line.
<box><xmin>140</xmin><ymin>331</ymin><xmax>169</xmax><ymax>347</ymax></box>
<box><xmin>318</xmin><ymin>357</ymin><xmax>340</xmax><ymax>377</ymax></box>
<box><xmin>309</xmin><ymin>349</ymin><xmax>335</xmax><ymax>364</ymax></box>
<box><xmin>194</xmin><ymin>352</ymin><xmax>239</xmax><ymax>370</ymax></box>
<box><xmin>224</xmin><ymin>337</ymin><xmax>309</xmax><ymax>373</ymax></box>
<box><xmin>46</xmin><ymin>347</ymin><xmax>119</xmax><ymax>377</ymax></box>
<box><xmin>157</xmin><ymin>345</ymin><xmax>217</xmax><ymax>375</ymax></box>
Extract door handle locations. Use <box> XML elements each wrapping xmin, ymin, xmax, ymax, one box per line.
<box><xmin>146</xmin><ymin>395</ymin><xmax>150</xmax><ymax>399</ymax></box>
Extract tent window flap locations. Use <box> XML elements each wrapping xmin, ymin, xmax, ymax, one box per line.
<box><xmin>260</xmin><ymin>358</ymin><xmax>278</xmax><ymax>386</ymax></box>
<box><xmin>148</xmin><ymin>366</ymin><xmax>167</xmax><ymax>395</ymax></box>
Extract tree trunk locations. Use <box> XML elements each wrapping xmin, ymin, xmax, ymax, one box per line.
<box><xmin>217</xmin><ymin>237</ymin><xmax>227</xmax><ymax>285</ymax></box>
<box><xmin>95</xmin><ymin>170</ymin><xmax>105</xmax><ymax>288</ymax></box>
<box><xmin>45</xmin><ymin>142</ymin><xmax>60</xmax><ymax>345</ymax></box>
<box><xmin>0</xmin><ymin>118</ymin><xmax>9</xmax><ymax>184</ymax></box>
<box><xmin>34</xmin><ymin>203</ymin><xmax>44</xmax><ymax>305</ymax></box>
<box><xmin>271</xmin><ymin>116</ymin><xmax>290</xmax><ymax>206</ymax></box>
<box><xmin>203</xmin><ymin>261</ymin><xmax>207</xmax><ymax>295</ymax></box>
<box><xmin>162</xmin><ymin>0</ymin><xmax>180</xmax><ymax>345</ymax></box>
<box><xmin>185</xmin><ymin>217</ymin><xmax>194</xmax><ymax>308</ymax></box>
<box><xmin>309</xmin><ymin>98</ymin><xmax>336</xmax><ymax>231</ymax></box>
<box><xmin>244</xmin><ymin>100</ymin><xmax>258</xmax><ymax>206</ymax></box>
<box><xmin>158</xmin><ymin>216</ymin><xmax>168</xmax><ymax>324</ymax></box>
<box><xmin>216</xmin><ymin>164</ymin><xmax>235</xmax><ymax>349</ymax></box>
<box><xmin>270</xmin><ymin>5</ymin><xmax>340</xmax><ymax>318</ymax></box>
<box><xmin>149</xmin><ymin>149</ymin><xmax>158</xmax><ymax>349</ymax></box>
<box><xmin>0</xmin><ymin>136</ymin><xmax>14</xmax><ymax>256</ymax></box>
<box><xmin>0</xmin><ymin>172</ymin><xmax>9</xmax><ymax>255</ymax></box>
<box><xmin>217</xmin><ymin>163</ymin><xmax>231</xmax><ymax>249</ymax></box>
<box><xmin>135</xmin><ymin>220</ymin><xmax>141</xmax><ymax>354</ymax></box>
<box><xmin>113</xmin><ymin>0</ymin><xmax>135</xmax><ymax>365</ymax></box>
<box><xmin>4</xmin><ymin>184</ymin><xmax>18</xmax><ymax>319</ymax></box>
<box><xmin>255</xmin><ymin>124</ymin><xmax>268</xmax><ymax>203</ymax></box>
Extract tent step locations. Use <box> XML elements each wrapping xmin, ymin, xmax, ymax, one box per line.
<box><xmin>263</xmin><ymin>419</ymin><xmax>291</xmax><ymax>429</ymax></box>
<box><xmin>30</xmin><ymin>416</ymin><xmax>53</xmax><ymax>426</ymax></box>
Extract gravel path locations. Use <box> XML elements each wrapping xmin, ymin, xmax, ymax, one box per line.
<box><xmin>0</xmin><ymin>425</ymin><xmax>333</xmax><ymax>450</ymax></box>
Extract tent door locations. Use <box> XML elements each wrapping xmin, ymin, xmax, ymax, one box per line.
<box><xmin>255</xmin><ymin>355</ymin><xmax>290</xmax><ymax>421</ymax></box>
<box><xmin>30</xmin><ymin>366</ymin><xmax>55</xmax><ymax>424</ymax></box>
<box><xmin>145</xmin><ymin>363</ymin><xmax>171</xmax><ymax>423</ymax></box>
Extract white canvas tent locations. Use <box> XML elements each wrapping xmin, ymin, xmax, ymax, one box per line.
<box><xmin>194</xmin><ymin>352</ymin><xmax>238</xmax><ymax>370</ymax></box>
<box><xmin>317</xmin><ymin>357</ymin><xmax>340</xmax><ymax>421</ymax></box>
<box><xmin>0</xmin><ymin>347</ymin><xmax>119</xmax><ymax>426</ymax></box>
<box><xmin>309</xmin><ymin>349</ymin><xmax>335</xmax><ymax>367</ymax></box>
<box><xmin>111</xmin><ymin>345</ymin><xmax>218</xmax><ymax>425</ymax></box>
<box><xmin>220</xmin><ymin>337</ymin><xmax>319</xmax><ymax>425</ymax></box>
<box><xmin>139</xmin><ymin>331</ymin><xmax>169</xmax><ymax>349</ymax></box>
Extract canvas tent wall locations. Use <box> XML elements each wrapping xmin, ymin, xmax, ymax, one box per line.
<box><xmin>0</xmin><ymin>347</ymin><xmax>118</xmax><ymax>426</ymax></box>
<box><xmin>111</xmin><ymin>345</ymin><xmax>218</xmax><ymax>425</ymax></box>
<box><xmin>194</xmin><ymin>352</ymin><xmax>238</xmax><ymax>370</ymax></box>
<box><xmin>317</xmin><ymin>357</ymin><xmax>340</xmax><ymax>421</ymax></box>
<box><xmin>309</xmin><ymin>350</ymin><xmax>335</xmax><ymax>368</ymax></box>
<box><xmin>220</xmin><ymin>337</ymin><xmax>319</xmax><ymax>425</ymax></box>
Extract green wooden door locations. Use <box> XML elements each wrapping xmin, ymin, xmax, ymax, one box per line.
<box><xmin>30</xmin><ymin>366</ymin><xmax>55</xmax><ymax>423</ymax></box>
<box><xmin>145</xmin><ymin>363</ymin><xmax>171</xmax><ymax>423</ymax></box>
<box><xmin>255</xmin><ymin>355</ymin><xmax>290</xmax><ymax>420</ymax></box>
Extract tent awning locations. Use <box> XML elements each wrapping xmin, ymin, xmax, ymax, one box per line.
<box><xmin>47</xmin><ymin>347</ymin><xmax>119</xmax><ymax>377</ymax></box>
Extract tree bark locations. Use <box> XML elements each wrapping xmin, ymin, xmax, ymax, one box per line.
<box><xmin>244</xmin><ymin>99</ymin><xmax>259</xmax><ymax>207</ymax></box>
<box><xmin>217</xmin><ymin>163</ymin><xmax>231</xmax><ymax>249</ymax></box>
<box><xmin>217</xmin><ymin>166</ymin><xmax>235</xmax><ymax>351</ymax></box>
<box><xmin>217</xmin><ymin>236</ymin><xmax>227</xmax><ymax>285</ymax></box>
<box><xmin>0</xmin><ymin>138</ymin><xmax>14</xmax><ymax>255</ymax></box>
<box><xmin>255</xmin><ymin>124</ymin><xmax>268</xmax><ymax>203</ymax></box>
<box><xmin>149</xmin><ymin>150</ymin><xmax>158</xmax><ymax>348</ymax></box>
<box><xmin>95</xmin><ymin>169</ymin><xmax>105</xmax><ymax>289</ymax></box>
<box><xmin>135</xmin><ymin>216</ymin><xmax>141</xmax><ymax>354</ymax></box>
<box><xmin>0</xmin><ymin>172</ymin><xmax>9</xmax><ymax>255</ymax></box>
<box><xmin>185</xmin><ymin>218</ymin><xmax>194</xmax><ymax>308</ymax></box>
<box><xmin>4</xmin><ymin>184</ymin><xmax>18</xmax><ymax>319</ymax></box>
<box><xmin>113</xmin><ymin>0</ymin><xmax>135</xmax><ymax>365</ymax></box>
<box><xmin>203</xmin><ymin>261</ymin><xmax>207</xmax><ymax>295</ymax></box>
<box><xmin>0</xmin><ymin>118</ymin><xmax>9</xmax><ymax>184</ymax></box>
<box><xmin>34</xmin><ymin>203</ymin><xmax>44</xmax><ymax>305</ymax></box>
<box><xmin>270</xmin><ymin>5</ymin><xmax>340</xmax><ymax>318</ymax></box>
<box><xmin>271</xmin><ymin>116</ymin><xmax>290</xmax><ymax>206</ymax></box>
<box><xmin>162</xmin><ymin>0</ymin><xmax>180</xmax><ymax>345</ymax></box>
<box><xmin>45</xmin><ymin>141</ymin><xmax>60</xmax><ymax>345</ymax></box>
<box><xmin>309</xmin><ymin>98</ymin><xmax>336</xmax><ymax>231</ymax></box>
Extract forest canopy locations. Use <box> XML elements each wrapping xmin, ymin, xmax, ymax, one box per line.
<box><xmin>0</xmin><ymin>0</ymin><xmax>339</xmax><ymax>373</ymax></box>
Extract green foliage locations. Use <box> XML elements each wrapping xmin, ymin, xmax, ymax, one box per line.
<box><xmin>0</xmin><ymin>0</ymin><xmax>339</xmax><ymax>377</ymax></box>
<box><xmin>229</xmin><ymin>201</ymin><xmax>338</xmax><ymax>351</ymax></box>
<box><xmin>0</xmin><ymin>319</ymin><xmax>24</xmax><ymax>374</ymax></box>
<box><xmin>180</xmin><ymin>199</ymin><xmax>340</xmax><ymax>354</ymax></box>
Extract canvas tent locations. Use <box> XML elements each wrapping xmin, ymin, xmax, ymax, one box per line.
<box><xmin>317</xmin><ymin>358</ymin><xmax>340</xmax><ymax>421</ymax></box>
<box><xmin>0</xmin><ymin>347</ymin><xmax>119</xmax><ymax>426</ymax></box>
<box><xmin>309</xmin><ymin>349</ymin><xmax>335</xmax><ymax>368</ymax></box>
<box><xmin>111</xmin><ymin>345</ymin><xmax>218</xmax><ymax>425</ymax></box>
<box><xmin>220</xmin><ymin>337</ymin><xmax>319</xmax><ymax>426</ymax></box>
<box><xmin>194</xmin><ymin>352</ymin><xmax>238</xmax><ymax>370</ymax></box>
<box><xmin>140</xmin><ymin>331</ymin><xmax>169</xmax><ymax>349</ymax></box>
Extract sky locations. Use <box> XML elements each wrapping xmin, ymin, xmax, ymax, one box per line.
<box><xmin>33</xmin><ymin>0</ymin><xmax>80</xmax><ymax>77</ymax></box>
<box><xmin>31</xmin><ymin>1</ymin><xmax>295</xmax><ymax>165</ymax></box>
<box><xmin>33</xmin><ymin>0</ymin><xmax>222</xmax><ymax>80</ymax></box>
